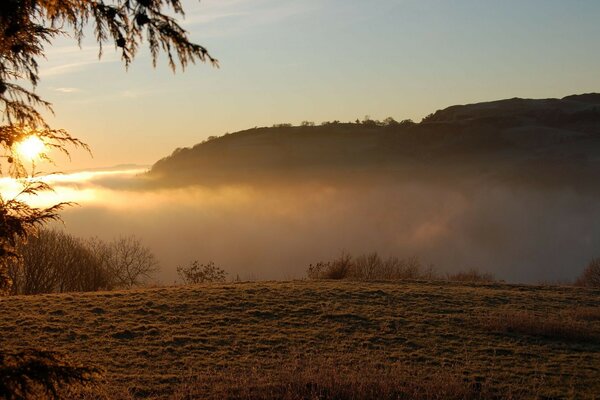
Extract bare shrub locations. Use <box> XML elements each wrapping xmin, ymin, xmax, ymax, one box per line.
<box><xmin>478</xmin><ymin>310</ymin><xmax>600</xmax><ymax>343</ymax></box>
<box><xmin>307</xmin><ymin>253</ymin><xmax>500</xmax><ymax>284</ymax></box>
<box><xmin>307</xmin><ymin>252</ymin><xmax>426</xmax><ymax>281</ymax></box>
<box><xmin>353</xmin><ymin>252</ymin><xmax>382</xmax><ymax>280</ymax></box>
<box><xmin>326</xmin><ymin>253</ymin><xmax>353</xmax><ymax>279</ymax></box>
<box><xmin>446</xmin><ymin>268</ymin><xmax>495</xmax><ymax>283</ymax></box>
<box><xmin>307</xmin><ymin>253</ymin><xmax>353</xmax><ymax>280</ymax></box>
<box><xmin>177</xmin><ymin>261</ymin><xmax>227</xmax><ymax>284</ymax></box>
<box><xmin>576</xmin><ymin>258</ymin><xmax>600</xmax><ymax>287</ymax></box>
<box><xmin>381</xmin><ymin>256</ymin><xmax>423</xmax><ymax>280</ymax></box>
<box><xmin>306</xmin><ymin>262</ymin><xmax>328</xmax><ymax>280</ymax></box>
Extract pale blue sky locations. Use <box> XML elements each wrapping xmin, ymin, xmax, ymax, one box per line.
<box><xmin>37</xmin><ymin>0</ymin><xmax>600</xmax><ymax>168</ymax></box>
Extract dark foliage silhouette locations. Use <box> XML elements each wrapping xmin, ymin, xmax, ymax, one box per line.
<box><xmin>0</xmin><ymin>349</ymin><xmax>100</xmax><ymax>400</ymax></box>
<box><xmin>0</xmin><ymin>4</ymin><xmax>210</xmax><ymax>387</ymax></box>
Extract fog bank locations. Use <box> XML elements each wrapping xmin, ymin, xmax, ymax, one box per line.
<box><xmin>27</xmin><ymin>168</ymin><xmax>597</xmax><ymax>284</ymax></box>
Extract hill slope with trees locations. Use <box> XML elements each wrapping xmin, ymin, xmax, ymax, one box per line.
<box><xmin>148</xmin><ymin>93</ymin><xmax>600</xmax><ymax>190</ymax></box>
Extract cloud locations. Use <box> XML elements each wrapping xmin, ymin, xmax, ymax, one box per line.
<box><xmin>54</xmin><ymin>87</ymin><xmax>82</xmax><ymax>93</ymax></box>
<box><xmin>182</xmin><ymin>0</ymin><xmax>321</xmax><ymax>37</ymax></box>
<box><xmin>39</xmin><ymin>45</ymin><xmax>119</xmax><ymax>78</ymax></box>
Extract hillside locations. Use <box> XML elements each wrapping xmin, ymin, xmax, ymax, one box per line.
<box><xmin>1</xmin><ymin>281</ymin><xmax>599</xmax><ymax>398</ymax></box>
<box><xmin>148</xmin><ymin>94</ymin><xmax>600</xmax><ymax>189</ymax></box>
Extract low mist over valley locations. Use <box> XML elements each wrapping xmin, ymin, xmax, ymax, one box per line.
<box><xmin>42</xmin><ymin>94</ymin><xmax>600</xmax><ymax>284</ymax></box>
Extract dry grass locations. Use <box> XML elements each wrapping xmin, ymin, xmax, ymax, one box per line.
<box><xmin>478</xmin><ymin>309</ymin><xmax>600</xmax><ymax>343</ymax></box>
<box><xmin>568</xmin><ymin>307</ymin><xmax>600</xmax><ymax>322</ymax></box>
<box><xmin>171</xmin><ymin>359</ymin><xmax>505</xmax><ymax>400</ymax></box>
<box><xmin>1</xmin><ymin>281</ymin><xmax>599</xmax><ymax>399</ymax></box>
<box><xmin>86</xmin><ymin>357</ymin><xmax>525</xmax><ymax>400</ymax></box>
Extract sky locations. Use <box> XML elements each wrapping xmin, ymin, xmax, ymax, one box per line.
<box><xmin>35</xmin><ymin>0</ymin><xmax>600</xmax><ymax>169</ymax></box>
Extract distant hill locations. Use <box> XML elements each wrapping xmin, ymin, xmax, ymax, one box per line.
<box><xmin>147</xmin><ymin>94</ymin><xmax>600</xmax><ymax>189</ymax></box>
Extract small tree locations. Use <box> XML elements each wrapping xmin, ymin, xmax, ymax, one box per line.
<box><xmin>104</xmin><ymin>236</ymin><xmax>159</xmax><ymax>289</ymax></box>
<box><xmin>576</xmin><ymin>258</ymin><xmax>600</xmax><ymax>288</ymax></box>
<box><xmin>177</xmin><ymin>261</ymin><xmax>226</xmax><ymax>284</ymax></box>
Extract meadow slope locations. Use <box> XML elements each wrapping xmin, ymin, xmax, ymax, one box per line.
<box><xmin>1</xmin><ymin>281</ymin><xmax>599</xmax><ymax>399</ymax></box>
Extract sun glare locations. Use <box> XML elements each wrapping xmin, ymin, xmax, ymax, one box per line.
<box><xmin>17</xmin><ymin>136</ymin><xmax>45</xmax><ymax>160</ymax></box>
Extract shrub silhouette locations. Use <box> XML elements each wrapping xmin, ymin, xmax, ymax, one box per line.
<box><xmin>307</xmin><ymin>253</ymin><xmax>353</xmax><ymax>280</ymax></box>
<box><xmin>5</xmin><ymin>230</ymin><xmax>158</xmax><ymax>295</ymax></box>
<box><xmin>446</xmin><ymin>268</ymin><xmax>495</xmax><ymax>283</ymax></box>
<box><xmin>576</xmin><ymin>258</ymin><xmax>600</xmax><ymax>287</ymax></box>
<box><xmin>177</xmin><ymin>261</ymin><xmax>227</xmax><ymax>284</ymax></box>
<box><xmin>308</xmin><ymin>252</ymin><xmax>498</xmax><ymax>283</ymax></box>
<box><xmin>307</xmin><ymin>252</ymin><xmax>425</xmax><ymax>281</ymax></box>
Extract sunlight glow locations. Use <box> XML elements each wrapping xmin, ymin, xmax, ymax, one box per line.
<box><xmin>17</xmin><ymin>135</ymin><xmax>45</xmax><ymax>160</ymax></box>
<box><xmin>0</xmin><ymin>168</ymin><xmax>148</xmax><ymax>208</ymax></box>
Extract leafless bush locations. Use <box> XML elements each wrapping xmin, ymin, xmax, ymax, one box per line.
<box><xmin>446</xmin><ymin>268</ymin><xmax>495</xmax><ymax>283</ymax></box>
<box><xmin>352</xmin><ymin>252</ymin><xmax>381</xmax><ymax>280</ymax></box>
<box><xmin>307</xmin><ymin>252</ymin><xmax>502</xmax><ymax>284</ymax></box>
<box><xmin>307</xmin><ymin>252</ymin><xmax>426</xmax><ymax>281</ymax></box>
<box><xmin>306</xmin><ymin>262</ymin><xmax>328</xmax><ymax>280</ymax></box>
<box><xmin>177</xmin><ymin>261</ymin><xmax>227</xmax><ymax>284</ymax></box>
<box><xmin>383</xmin><ymin>256</ymin><xmax>423</xmax><ymax>279</ymax></box>
<box><xmin>576</xmin><ymin>258</ymin><xmax>600</xmax><ymax>287</ymax></box>
<box><xmin>307</xmin><ymin>252</ymin><xmax>353</xmax><ymax>280</ymax></box>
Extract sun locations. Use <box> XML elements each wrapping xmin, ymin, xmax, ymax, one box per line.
<box><xmin>17</xmin><ymin>135</ymin><xmax>46</xmax><ymax>160</ymax></box>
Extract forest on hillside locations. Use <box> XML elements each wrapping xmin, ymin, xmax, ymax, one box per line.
<box><xmin>148</xmin><ymin>94</ymin><xmax>600</xmax><ymax>190</ymax></box>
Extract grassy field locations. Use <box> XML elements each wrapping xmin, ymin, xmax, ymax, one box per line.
<box><xmin>1</xmin><ymin>280</ymin><xmax>599</xmax><ymax>399</ymax></box>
